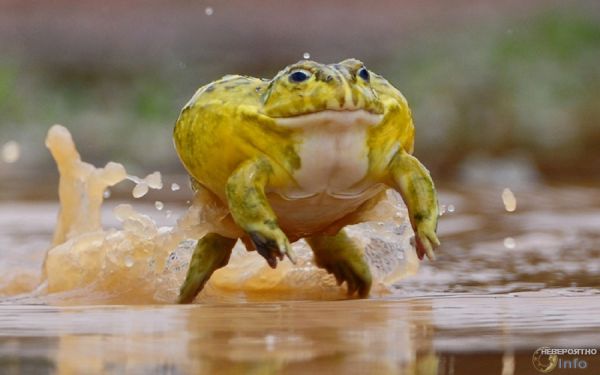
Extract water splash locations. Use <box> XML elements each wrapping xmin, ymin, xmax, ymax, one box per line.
<box><xmin>132</xmin><ymin>182</ymin><xmax>149</xmax><ymax>198</ymax></box>
<box><xmin>503</xmin><ymin>237</ymin><xmax>516</xmax><ymax>249</ymax></box>
<box><xmin>502</xmin><ymin>188</ymin><xmax>517</xmax><ymax>212</ymax></box>
<box><xmin>439</xmin><ymin>203</ymin><xmax>455</xmax><ymax>217</ymax></box>
<box><xmin>1</xmin><ymin>141</ymin><xmax>20</xmax><ymax>163</ymax></box>
<box><xmin>129</xmin><ymin>172</ymin><xmax>163</xmax><ymax>198</ymax></box>
<box><xmin>9</xmin><ymin>125</ymin><xmax>418</xmax><ymax>304</ymax></box>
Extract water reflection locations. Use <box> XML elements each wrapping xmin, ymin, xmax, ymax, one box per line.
<box><xmin>1</xmin><ymin>184</ymin><xmax>600</xmax><ymax>373</ymax></box>
<box><xmin>0</xmin><ymin>301</ymin><xmax>432</xmax><ymax>374</ymax></box>
<box><xmin>2</xmin><ymin>294</ymin><xmax>600</xmax><ymax>374</ymax></box>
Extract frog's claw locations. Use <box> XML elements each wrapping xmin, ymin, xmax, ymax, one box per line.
<box><xmin>177</xmin><ymin>233</ymin><xmax>237</xmax><ymax>304</ymax></box>
<box><xmin>307</xmin><ymin>230</ymin><xmax>372</xmax><ymax>298</ymax></box>
<box><xmin>250</xmin><ymin>230</ymin><xmax>296</xmax><ymax>268</ymax></box>
<box><xmin>389</xmin><ymin>149</ymin><xmax>441</xmax><ymax>261</ymax></box>
<box><xmin>416</xmin><ymin>228</ymin><xmax>440</xmax><ymax>261</ymax></box>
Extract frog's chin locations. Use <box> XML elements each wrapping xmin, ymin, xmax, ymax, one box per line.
<box><xmin>273</xmin><ymin>109</ymin><xmax>383</xmax><ymax>129</ymax></box>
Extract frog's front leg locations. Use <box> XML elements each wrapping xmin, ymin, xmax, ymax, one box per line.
<box><xmin>226</xmin><ymin>156</ymin><xmax>296</xmax><ymax>268</ymax></box>
<box><xmin>306</xmin><ymin>229</ymin><xmax>372</xmax><ymax>297</ymax></box>
<box><xmin>177</xmin><ymin>233</ymin><xmax>237</xmax><ymax>304</ymax></box>
<box><xmin>388</xmin><ymin>149</ymin><xmax>440</xmax><ymax>260</ymax></box>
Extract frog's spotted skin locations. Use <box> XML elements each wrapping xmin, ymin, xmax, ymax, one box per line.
<box><xmin>174</xmin><ymin>59</ymin><xmax>440</xmax><ymax>303</ymax></box>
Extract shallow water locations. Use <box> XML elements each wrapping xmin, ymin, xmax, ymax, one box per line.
<box><xmin>1</xmin><ymin>295</ymin><xmax>599</xmax><ymax>375</ymax></box>
<box><xmin>1</xmin><ymin>183</ymin><xmax>599</xmax><ymax>374</ymax></box>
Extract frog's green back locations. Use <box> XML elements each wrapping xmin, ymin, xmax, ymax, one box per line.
<box><xmin>174</xmin><ymin>75</ymin><xmax>299</xmax><ymax>200</ymax></box>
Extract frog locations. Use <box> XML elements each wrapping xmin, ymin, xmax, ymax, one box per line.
<box><xmin>173</xmin><ymin>58</ymin><xmax>440</xmax><ymax>303</ymax></box>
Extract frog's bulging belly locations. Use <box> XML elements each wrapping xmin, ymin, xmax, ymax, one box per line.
<box><xmin>270</xmin><ymin>110</ymin><xmax>385</xmax><ymax>235</ymax></box>
<box><xmin>267</xmin><ymin>184</ymin><xmax>385</xmax><ymax>237</ymax></box>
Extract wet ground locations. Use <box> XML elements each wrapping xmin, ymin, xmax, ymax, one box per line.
<box><xmin>0</xmin><ymin>183</ymin><xmax>599</xmax><ymax>374</ymax></box>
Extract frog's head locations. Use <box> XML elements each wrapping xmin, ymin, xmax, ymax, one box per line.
<box><xmin>261</xmin><ymin>59</ymin><xmax>384</xmax><ymax>118</ymax></box>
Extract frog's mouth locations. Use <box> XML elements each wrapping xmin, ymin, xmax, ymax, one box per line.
<box><xmin>273</xmin><ymin>109</ymin><xmax>383</xmax><ymax>129</ymax></box>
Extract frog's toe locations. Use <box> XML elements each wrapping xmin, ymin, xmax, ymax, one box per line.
<box><xmin>249</xmin><ymin>230</ymin><xmax>295</xmax><ymax>269</ymax></box>
<box><xmin>327</xmin><ymin>264</ymin><xmax>344</xmax><ymax>286</ymax></box>
<box><xmin>415</xmin><ymin>227</ymin><xmax>440</xmax><ymax>261</ymax></box>
<box><xmin>319</xmin><ymin>259</ymin><xmax>371</xmax><ymax>298</ymax></box>
<box><xmin>307</xmin><ymin>230</ymin><xmax>372</xmax><ymax>298</ymax></box>
<box><xmin>341</xmin><ymin>267</ymin><xmax>358</xmax><ymax>296</ymax></box>
<box><xmin>340</xmin><ymin>260</ymin><xmax>371</xmax><ymax>298</ymax></box>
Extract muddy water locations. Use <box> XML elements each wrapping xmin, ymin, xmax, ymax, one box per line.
<box><xmin>0</xmin><ymin>184</ymin><xmax>599</xmax><ymax>374</ymax></box>
<box><xmin>0</xmin><ymin>126</ymin><xmax>599</xmax><ymax>373</ymax></box>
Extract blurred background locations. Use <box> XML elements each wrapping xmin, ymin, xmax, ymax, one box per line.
<box><xmin>0</xmin><ymin>0</ymin><xmax>599</xmax><ymax>200</ymax></box>
<box><xmin>1</xmin><ymin>4</ymin><xmax>600</xmax><ymax>372</ymax></box>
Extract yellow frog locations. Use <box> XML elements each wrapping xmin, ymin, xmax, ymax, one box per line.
<box><xmin>173</xmin><ymin>59</ymin><xmax>439</xmax><ymax>302</ymax></box>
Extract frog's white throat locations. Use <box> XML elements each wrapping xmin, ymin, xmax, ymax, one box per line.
<box><xmin>273</xmin><ymin>109</ymin><xmax>384</xmax><ymax>201</ymax></box>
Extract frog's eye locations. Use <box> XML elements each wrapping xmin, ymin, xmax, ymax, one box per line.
<box><xmin>357</xmin><ymin>67</ymin><xmax>370</xmax><ymax>82</ymax></box>
<box><xmin>288</xmin><ymin>69</ymin><xmax>311</xmax><ymax>83</ymax></box>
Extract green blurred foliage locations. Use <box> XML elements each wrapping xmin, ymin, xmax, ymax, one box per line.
<box><xmin>390</xmin><ymin>10</ymin><xmax>600</xmax><ymax>178</ymax></box>
<box><xmin>0</xmin><ymin>8</ymin><xmax>599</xmax><ymax>180</ymax></box>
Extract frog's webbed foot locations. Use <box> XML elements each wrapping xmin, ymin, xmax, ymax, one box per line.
<box><xmin>307</xmin><ymin>230</ymin><xmax>372</xmax><ymax>298</ymax></box>
<box><xmin>177</xmin><ymin>233</ymin><xmax>237</xmax><ymax>304</ymax></box>
<box><xmin>249</xmin><ymin>229</ymin><xmax>296</xmax><ymax>268</ymax></box>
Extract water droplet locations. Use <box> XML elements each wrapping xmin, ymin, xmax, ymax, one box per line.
<box><xmin>155</xmin><ymin>201</ymin><xmax>164</xmax><ymax>211</ymax></box>
<box><xmin>205</xmin><ymin>6</ymin><xmax>214</xmax><ymax>16</ymax></box>
<box><xmin>165</xmin><ymin>210</ymin><xmax>172</xmax><ymax>218</ymax></box>
<box><xmin>503</xmin><ymin>237</ymin><xmax>516</xmax><ymax>249</ymax></box>
<box><xmin>439</xmin><ymin>204</ymin><xmax>447</xmax><ymax>216</ymax></box>
<box><xmin>447</xmin><ymin>204</ymin><xmax>455</xmax><ymax>213</ymax></box>
<box><xmin>265</xmin><ymin>335</ymin><xmax>276</xmax><ymax>351</ymax></box>
<box><xmin>144</xmin><ymin>171</ymin><xmax>163</xmax><ymax>190</ymax></box>
<box><xmin>132</xmin><ymin>182</ymin><xmax>149</xmax><ymax>198</ymax></box>
<box><xmin>114</xmin><ymin>204</ymin><xmax>134</xmax><ymax>221</ymax></box>
<box><xmin>302</xmin><ymin>52</ymin><xmax>311</xmax><ymax>59</ymax></box>
<box><xmin>101</xmin><ymin>162</ymin><xmax>127</xmax><ymax>185</ymax></box>
<box><xmin>171</xmin><ymin>183</ymin><xmax>180</xmax><ymax>191</ymax></box>
<box><xmin>502</xmin><ymin>188</ymin><xmax>517</xmax><ymax>212</ymax></box>
<box><xmin>124</xmin><ymin>256</ymin><xmax>134</xmax><ymax>267</ymax></box>
<box><xmin>2</xmin><ymin>141</ymin><xmax>20</xmax><ymax>163</ymax></box>
<box><xmin>103</xmin><ymin>189</ymin><xmax>111</xmax><ymax>199</ymax></box>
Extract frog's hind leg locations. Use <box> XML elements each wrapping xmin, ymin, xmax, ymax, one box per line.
<box><xmin>306</xmin><ymin>229</ymin><xmax>372</xmax><ymax>298</ymax></box>
<box><xmin>177</xmin><ymin>233</ymin><xmax>237</xmax><ymax>304</ymax></box>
